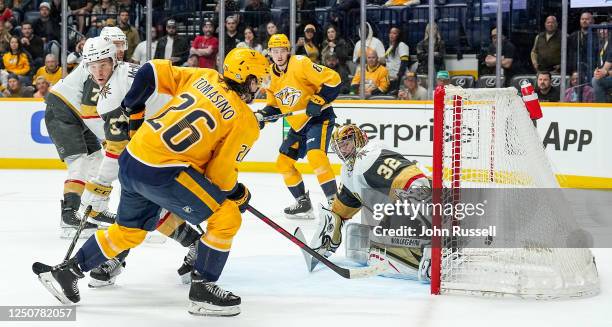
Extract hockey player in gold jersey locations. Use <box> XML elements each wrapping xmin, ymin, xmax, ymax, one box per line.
<box><xmin>257</xmin><ymin>33</ymin><xmax>342</xmax><ymax>219</ymax></box>
<box><xmin>33</xmin><ymin>48</ymin><xmax>270</xmax><ymax>317</ymax></box>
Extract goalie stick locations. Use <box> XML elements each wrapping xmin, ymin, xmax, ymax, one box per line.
<box><xmin>259</xmin><ymin>109</ymin><xmax>306</xmax><ymax>122</ymax></box>
<box><xmin>247</xmin><ymin>205</ymin><xmax>387</xmax><ymax>279</ymax></box>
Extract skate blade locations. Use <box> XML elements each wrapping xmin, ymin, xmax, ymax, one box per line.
<box><xmin>37</xmin><ymin>272</ymin><xmax>73</xmax><ymax>305</ymax></box>
<box><xmin>293</xmin><ymin>227</ymin><xmax>319</xmax><ymax>272</ymax></box>
<box><xmin>188</xmin><ymin>301</ymin><xmax>240</xmax><ymax>317</ymax></box>
<box><xmin>284</xmin><ymin>210</ymin><xmax>315</xmax><ymax>220</ymax></box>
<box><xmin>87</xmin><ymin>217</ymin><xmax>112</xmax><ymax>228</ymax></box>
<box><xmin>88</xmin><ymin>277</ymin><xmax>116</xmax><ymax>288</ymax></box>
<box><xmin>60</xmin><ymin>227</ymin><xmax>96</xmax><ymax>239</ymax></box>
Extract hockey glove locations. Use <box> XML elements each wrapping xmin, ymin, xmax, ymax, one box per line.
<box><xmin>227</xmin><ymin>183</ymin><xmax>251</xmax><ymax>213</ymax></box>
<box><xmin>306</xmin><ymin>95</ymin><xmax>326</xmax><ymax>117</ymax></box>
<box><xmin>81</xmin><ymin>180</ymin><xmax>113</xmax><ymax>217</ymax></box>
<box><xmin>254</xmin><ymin>111</ymin><xmax>266</xmax><ymax>130</ymax></box>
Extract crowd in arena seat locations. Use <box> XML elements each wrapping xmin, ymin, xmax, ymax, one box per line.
<box><xmin>0</xmin><ymin>0</ymin><xmax>609</xmax><ymax>103</ymax></box>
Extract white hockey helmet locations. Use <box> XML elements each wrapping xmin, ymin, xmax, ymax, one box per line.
<box><xmin>100</xmin><ymin>26</ymin><xmax>128</xmax><ymax>50</ymax></box>
<box><xmin>82</xmin><ymin>36</ymin><xmax>117</xmax><ymax>66</ymax></box>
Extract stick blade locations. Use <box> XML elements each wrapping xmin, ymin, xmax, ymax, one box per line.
<box><xmin>293</xmin><ymin>227</ymin><xmax>319</xmax><ymax>272</ymax></box>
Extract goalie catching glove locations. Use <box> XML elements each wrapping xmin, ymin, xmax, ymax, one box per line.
<box><xmin>81</xmin><ymin>180</ymin><xmax>113</xmax><ymax>218</ymax></box>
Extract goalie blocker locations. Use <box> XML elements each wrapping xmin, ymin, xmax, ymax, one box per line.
<box><xmin>307</xmin><ymin>123</ymin><xmax>432</xmax><ymax>281</ymax></box>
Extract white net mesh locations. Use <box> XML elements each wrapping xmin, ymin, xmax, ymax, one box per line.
<box><xmin>437</xmin><ymin>86</ymin><xmax>599</xmax><ymax>299</ymax></box>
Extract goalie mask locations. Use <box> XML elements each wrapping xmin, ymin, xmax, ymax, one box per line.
<box><xmin>331</xmin><ymin>123</ymin><xmax>368</xmax><ymax>171</ymax></box>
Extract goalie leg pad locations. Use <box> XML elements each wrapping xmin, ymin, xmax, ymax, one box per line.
<box><xmin>345</xmin><ymin>223</ymin><xmax>371</xmax><ymax>265</ymax></box>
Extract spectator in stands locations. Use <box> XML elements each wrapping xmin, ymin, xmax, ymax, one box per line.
<box><xmin>535</xmin><ymin>71</ymin><xmax>560</xmax><ymax>102</ymax></box>
<box><xmin>567</xmin><ymin>12</ymin><xmax>594</xmax><ymax>77</ymax></box>
<box><xmin>320</xmin><ymin>25</ymin><xmax>350</xmax><ymax>66</ymax></box>
<box><xmin>416</xmin><ymin>23</ymin><xmax>446</xmax><ymax>74</ymax></box>
<box><xmin>184</xmin><ymin>54</ymin><xmax>199</xmax><ymax>68</ymax></box>
<box><xmin>33</xmin><ymin>2</ymin><xmax>60</xmax><ymax>43</ymax></box>
<box><xmin>323</xmin><ymin>52</ymin><xmax>350</xmax><ymax>94</ymax></box>
<box><xmin>86</xmin><ymin>18</ymin><xmax>104</xmax><ymax>38</ymax></box>
<box><xmin>564</xmin><ymin>71</ymin><xmax>594</xmax><ymax>103</ymax></box>
<box><xmin>596</xmin><ymin>22</ymin><xmax>609</xmax><ymax>69</ymax></box>
<box><xmin>397</xmin><ymin>71</ymin><xmax>427</xmax><ymax>100</ymax></box>
<box><xmin>3</xmin><ymin>36</ymin><xmax>30</xmax><ymax>83</ymax></box>
<box><xmin>0</xmin><ymin>21</ymin><xmax>11</xmax><ymax>53</ymax></box>
<box><xmin>71</xmin><ymin>0</ymin><xmax>94</xmax><ymax>34</ymax></box>
<box><xmin>190</xmin><ymin>20</ymin><xmax>218</xmax><ymax>69</ymax></box>
<box><xmin>0</xmin><ymin>2</ymin><xmax>14</xmax><ymax>25</ymax></box>
<box><xmin>531</xmin><ymin>16</ymin><xmax>561</xmax><ymax>74</ymax></box>
<box><xmin>132</xmin><ymin>27</ymin><xmax>157</xmax><ymax>65</ymax></box>
<box><xmin>296</xmin><ymin>24</ymin><xmax>320</xmax><ymax>63</ymax></box>
<box><xmin>33</xmin><ymin>54</ymin><xmax>61</xmax><ymax>86</ymax></box>
<box><xmin>236</xmin><ymin>26</ymin><xmax>263</xmax><ymax>53</ymax></box>
<box><xmin>435</xmin><ymin>70</ymin><xmax>450</xmax><ymax>87</ymax></box>
<box><xmin>91</xmin><ymin>0</ymin><xmax>117</xmax><ymax>23</ymax></box>
<box><xmin>480</xmin><ymin>28</ymin><xmax>516</xmax><ymax>82</ymax></box>
<box><xmin>117</xmin><ymin>8</ymin><xmax>140</xmax><ymax>60</ymax></box>
<box><xmin>20</xmin><ymin>22</ymin><xmax>44</xmax><ymax>70</ymax></box>
<box><xmin>329</xmin><ymin>0</ymin><xmax>359</xmax><ymax>33</ymax></box>
<box><xmin>214</xmin><ymin>0</ymin><xmax>239</xmax><ymax>28</ymax></box>
<box><xmin>592</xmin><ymin>42</ymin><xmax>611</xmax><ymax>103</ymax></box>
<box><xmin>261</xmin><ymin>21</ymin><xmax>278</xmax><ymax>57</ymax></box>
<box><xmin>296</xmin><ymin>0</ymin><xmax>316</xmax><ymax>30</ymax></box>
<box><xmin>353</xmin><ymin>22</ymin><xmax>385</xmax><ymax>64</ymax></box>
<box><xmin>223</xmin><ymin>15</ymin><xmax>241</xmax><ymax>55</ymax></box>
<box><xmin>67</xmin><ymin>36</ymin><xmax>87</xmax><ymax>66</ymax></box>
<box><xmin>350</xmin><ymin>48</ymin><xmax>390</xmax><ymax>96</ymax></box>
<box><xmin>154</xmin><ymin>19</ymin><xmax>189</xmax><ymax>66</ymax></box>
<box><xmin>33</xmin><ymin>76</ymin><xmax>50</xmax><ymax>98</ymax></box>
<box><xmin>243</xmin><ymin>0</ymin><xmax>271</xmax><ymax>34</ymax></box>
<box><xmin>385</xmin><ymin>26</ymin><xmax>409</xmax><ymax>92</ymax></box>
<box><xmin>3</xmin><ymin>73</ymin><xmax>33</xmax><ymax>97</ymax></box>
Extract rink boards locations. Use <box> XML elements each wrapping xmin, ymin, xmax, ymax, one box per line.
<box><xmin>0</xmin><ymin>98</ymin><xmax>610</xmax><ymax>189</ymax></box>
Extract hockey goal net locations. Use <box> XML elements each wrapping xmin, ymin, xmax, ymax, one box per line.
<box><xmin>430</xmin><ymin>85</ymin><xmax>599</xmax><ymax>299</ymax></box>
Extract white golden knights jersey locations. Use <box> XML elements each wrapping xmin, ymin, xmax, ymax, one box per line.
<box><xmin>331</xmin><ymin>142</ymin><xmax>430</xmax><ymax>219</ymax></box>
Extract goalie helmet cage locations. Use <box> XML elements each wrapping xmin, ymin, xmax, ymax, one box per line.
<box><xmin>430</xmin><ymin>85</ymin><xmax>599</xmax><ymax>299</ymax></box>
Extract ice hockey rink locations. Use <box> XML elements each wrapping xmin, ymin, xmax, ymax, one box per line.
<box><xmin>0</xmin><ymin>169</ymin><xmax>610</xmax><ymax>327</ymax></box>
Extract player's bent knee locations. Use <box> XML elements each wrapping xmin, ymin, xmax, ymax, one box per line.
<box><xmin>201</xmin><ymin>202</ymin><xmax>242</xmax><ymax>251</ymax></box>
<box><xmin>306</xmin><ymin>149</ymin><xmax>334</xmax><ymax>181</ymax></box>
<box><xmin>275</xmin><ymin>153</ymin><xmax>296</xmax><ymax>173</ymax></box>
<box><xmin>95</xmin><ymin>223</ymin><xmax>148</xmax><ymax>257</ymax></box>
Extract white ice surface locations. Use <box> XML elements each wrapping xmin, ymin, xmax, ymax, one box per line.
<box><xmin>0</xmin><ymin>170</ymin><xmax>610</xmax><ymax>327</ymax></box>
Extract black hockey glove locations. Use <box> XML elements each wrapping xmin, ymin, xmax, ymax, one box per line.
<box><xmin>306</xmin><ymin>95</ymin><xmax>326</xmax><ymax>117</ymax></box>
<box><xmin>227</xmin><ymin>183</ymin><xmax>251</xmax><ymax>213</ymax></box>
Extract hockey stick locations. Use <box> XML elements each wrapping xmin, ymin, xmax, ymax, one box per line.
<box><xmin>259</xmin><ymin>109</ymin><xmax>306</xmax><ymax>122</ymax></box>
<box><xmin>63</xmin><ymin>205</ymin><xmax>92</xmax><ymax>262</ymax></box>
<box><xmin>246</xmin><ymin>205</ymin><xmax>387</xmax><ymax>279</ymax></box>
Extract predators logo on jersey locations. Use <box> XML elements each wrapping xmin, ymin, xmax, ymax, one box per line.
<box><xmin>274</xmin><ymin>86</ymin><xmax>302</xmax><ymax>107</ymax></box>
<box><xmin>266</xmin><ymin>55</ymin><xmax>341</xmax><ymax>131</ymax></box>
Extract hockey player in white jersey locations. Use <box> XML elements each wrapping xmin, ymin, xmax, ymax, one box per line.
<box><xmin>306</xmin><ymin>123</ymin><xmax>432</xmax><ymax>281</ymax></box>
<box><xmin>79</xmin><ymin>36</ymin><xmax>202</xmax><ymax>287</ymax></box>
<box><xmin>45</xmin><ymin>41</ymin><xmax>114</xmax><ymax>238</ymax></box>
<box><xmin>100</xmin><ymin>26</ymin><xmax>128</xmax><ymax>62</ymax></box>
